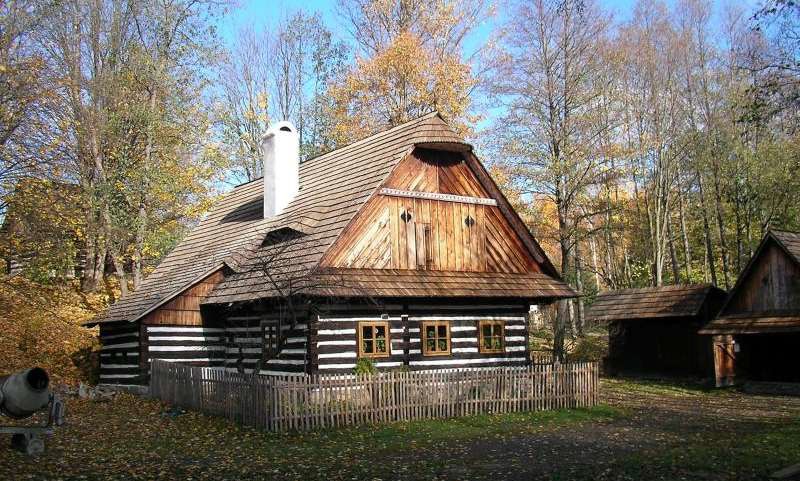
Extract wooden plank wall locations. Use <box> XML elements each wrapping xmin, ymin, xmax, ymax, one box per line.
<box><xmin>98</xmin><ymin>321</ymin><xmax>141</xmax><ymax>385</ymax></box>
<box><xmin>324</xmin><ymin>148</ymin><xmax>540</xmax><ymax>273</ymax></box>
<box><xmin>726</xmin><ymin>242</ymin><xmax>800</xmax><ymax>315</ymax></box>
<box><xmin>141</xmin><ymin>269</ymin><xmax>225</xmax><ymax>326</ymax></box>
<box><xmin>383</xmin><ymin>148</ymin><xmax>488</xmax><ymax>197</ymax></box>
<box><xmin>150</xmin><ymin>360</ymin><xmax>600</xmax><ymax>433</ymax></box>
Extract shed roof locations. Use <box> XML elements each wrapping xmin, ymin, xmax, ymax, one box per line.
<box><xmin>771</xmin><ymin>229</ymin><xmax>800</xmax><ymax>264</ymax></box>
<box><xmin>586</xmin><ymin>284</ymin><xmax>726</xmax><ymax>323</ymax></box>
<box><xmin>700</xmin><ymin>315</ymin><xmax>800</xmax><ymax>335</ymax></box>
<box><xmin>94</xmin><ymin>113</ymin><xmax>572</xmax><ymax>325</ymax></box>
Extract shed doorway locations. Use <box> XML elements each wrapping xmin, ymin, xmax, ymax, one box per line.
<box><xmin>735</xmin><ymin>333</ymin><xmax>800</xmax><ymax>382</ymax></box>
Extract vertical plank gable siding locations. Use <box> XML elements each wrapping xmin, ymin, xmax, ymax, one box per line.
<box><xmin>141</xmin><ymin>270</ymin><xmax>225</xmax><ymax>326</ymax></box>
<box><xmin>725</xmin><ymin>242</ymin><xmax>800</xmax><ymax>315</ymax></box>
<box><xmin>150</xmin><ymin>360</ymin><xmax>599</xmax><ymax>432</ymax></box>
<box><xmin>323</xmin><ymin>148</ymin><xmax>540</xmax><ymax>274</ymax></box>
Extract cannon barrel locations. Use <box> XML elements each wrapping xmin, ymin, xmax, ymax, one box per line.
<box><xmin>0</xmin><ymin>367</ymin><xmax>51</xmax><ymax>419</ymax></box>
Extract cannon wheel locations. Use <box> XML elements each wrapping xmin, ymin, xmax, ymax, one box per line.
<box><xmin>11</xmin><ymin>432</ymin><xmax>45</xmax><ymax>455</ymax></box>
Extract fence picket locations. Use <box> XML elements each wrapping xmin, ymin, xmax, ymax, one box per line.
<box><xmin>149</xmin><ymin>360</ymin><xmax>599</xmax><ymax>433</ymax></box>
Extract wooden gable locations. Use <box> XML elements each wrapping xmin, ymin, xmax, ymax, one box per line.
<box><xmin>322</xmin><ymin>148</ymin><xmax>541</xmax><ymax>273</ymax></box>
<box><xmin>722</xmin><ymin>239</ymin><xmax>800</xmax><ymax>317</ymax></box>
<box><xmin>141</xmin><ymin>269</ymin><xmax>225</xmax><ymax>326</ymax></box>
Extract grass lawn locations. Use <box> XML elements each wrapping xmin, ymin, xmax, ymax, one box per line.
<box><xmin>2</xmin><ymin>378</ymin><xmax>800</xmax><ymax>480</ymax></box>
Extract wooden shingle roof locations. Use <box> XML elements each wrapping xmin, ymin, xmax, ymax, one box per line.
<box><xmin>95</xmin><ymin>113</ymin><xmax>573</xmax><ymax>324</ymax></box>
<box><xmin>587</xmin><ymin>284</ymin><xmax>726</xmax><ymax>323</ymax></box>
<box><xmin>771</xmin><ymin>229</ymin><xmax>800</xmax><ymax>264</ymax></box>
<box><xmin>700</xmin><ymin>315</ymin><xmax>800</xmax><ymax>334</ymax></box>
<box><xmin>95</xmin><ymin>180</ymin><xmax>268</xmax><ymax>324</ymax></box>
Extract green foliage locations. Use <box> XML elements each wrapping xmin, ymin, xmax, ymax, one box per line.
<box><xmin>353</xmin><ymin>358</ymin><xmax>377</xmax><ymax>375</ymax></box>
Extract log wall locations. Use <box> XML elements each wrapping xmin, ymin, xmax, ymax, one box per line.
<box><xmin>98</xmin><ymin>321</ymin><xmax>141</xmax><ymax>385</ymax></box>
<box><xmin>313</xmin><ymin>301</ymin><xmax>531</xmax><ymax>374</ymax></box>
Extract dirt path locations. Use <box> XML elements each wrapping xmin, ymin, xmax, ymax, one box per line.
<box><xmin>432</xmin><ymin>379</ymin><xmax>800</xmax><ymax>481</ymax></box>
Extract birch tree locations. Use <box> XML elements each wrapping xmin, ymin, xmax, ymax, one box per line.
<box><xmin>618</xmin><ymin>1</ymin><xmax>686</xmax><ymax>286</ymax></box>
<box><xmin>488</xmin><ymin>0</ymin><xmax>613</xmax><ymax>359</ymax></box>
<box><xmin>216</xmin><ymin>12</ymin><xmax>347</xmax><ymax>182</ymax></box>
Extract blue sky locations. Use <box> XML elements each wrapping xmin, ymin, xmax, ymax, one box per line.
<box><xmin>217</xmin><ymin>1</ymin><xmax>635</xmax><ymax>53</ymax></box>
<box><xmin>216</xmin><ymin>0</ymin><xmax>763</xmax><ymax>46</ymax></box>
<box><xmin>213</xmin><ymin>0</ymin><xmax>763</xmax><ymax>149</ymax></box>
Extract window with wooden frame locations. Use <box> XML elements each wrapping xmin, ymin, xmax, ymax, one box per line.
<box><xmin>421</xmin><ymin>321</ymin><xmax>451</xmax><ymax>356</ymax></box>
<box><xmin>478</xmin><ymin>320</ymin><xmax>505</xmax><ymax>353</ymax></box>
<box><xmin>358</xmin><ymin>321</ymin><xmax>390</xmax><ymax>358</ymax></box>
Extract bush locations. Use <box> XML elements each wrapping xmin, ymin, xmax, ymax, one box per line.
<box><xmin>566</xmin><ymin>335</ymin><xmax>608</xmax><ymax>363</ymax></box>
<box><xmin>354</xmin><ymin>358</ymin><xmax>377</xmax><ymax>374</ymax></box>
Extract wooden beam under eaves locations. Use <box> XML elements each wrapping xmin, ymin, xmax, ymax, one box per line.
<box><xmin>378</xmin><ymin>188</ymin><xmax>498</xmax><ymax>206</ymax></box>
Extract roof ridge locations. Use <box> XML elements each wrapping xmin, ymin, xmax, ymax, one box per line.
<box><xmin>598</xmin><ymin>283</ymin><xmax>715</xmax><ymax>295</ymax></box>
<box><xmin>301</xmin><ymin>111</ymin><xmax>446</xmax><ymax>165</ymax></box>
<box><xmin>769</xmin><ymin>228</ymin><xmax>800</xmax><ymax>235</ymax></box>
<box><xmin>233</xmin><ymin>111</ymin><xmax>450</xmax><ymax>187</ymax></box>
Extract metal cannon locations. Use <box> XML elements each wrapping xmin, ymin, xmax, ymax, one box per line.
<box><xmin>0</xmin><ymin>367</ymin><xmax>65</xmax><ymax>455</ymax></box>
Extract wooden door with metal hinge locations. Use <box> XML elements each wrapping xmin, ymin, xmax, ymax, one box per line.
<box><xmin>713</xmin><ymin>335</ymin><xmax>736</xmax><ymax>387</ymax></box>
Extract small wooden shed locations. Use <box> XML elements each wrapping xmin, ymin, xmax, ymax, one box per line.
<box><xmin>587</xmin><ymin>285</ymin><xmax>727</xmax><ymax>378</ymax></box>
<box><xmin>701</xmin><ymin>230</ymin><xmax>800</xmax><ymax>386</ymax></box>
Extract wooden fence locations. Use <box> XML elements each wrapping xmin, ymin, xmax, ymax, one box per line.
<box><xmin>150</xmin><ymin>360</ymin><xmax>599</xmax><ymax>432</ymax></box>
<box><xmin>531</xmin><ymin>350</ymin><xmax>555</xmax><ymax>365</ymax></box>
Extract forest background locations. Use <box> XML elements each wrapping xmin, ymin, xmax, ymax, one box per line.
<box><xmin>1</xmin><ymin>0</ymin><xmax>797</xmax><ymax>381</ymax></box>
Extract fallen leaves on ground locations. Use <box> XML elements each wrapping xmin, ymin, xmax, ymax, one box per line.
<box><xmin>1</xmin><ymin>380</ymin><xmax>800</xmax><ymax>480</ymax></box>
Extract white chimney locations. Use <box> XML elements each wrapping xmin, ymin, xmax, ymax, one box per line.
<box><xmin>262</xmin><ymin>121</ymin><xmax>299</xmax><ymax>218</ymax></box>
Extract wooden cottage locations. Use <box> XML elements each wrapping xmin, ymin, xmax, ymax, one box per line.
<box><xmin>587</xmin><ymin>285</ymin><xmax>727</xmax><ymax>378</ymax></box>
<box><xmin>86</xmin><ymin>113</ymin><xmax>575</xmax><ymax>387</ymax></box>
<box><xmin>701</xmin><ymin>230</ymin><xmax>800</xmax><ymax>386</ymax></box>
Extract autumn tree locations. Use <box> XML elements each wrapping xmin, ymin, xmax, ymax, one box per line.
<box><xmin>0</xmin><ymin>0</ymin><xmax>56</xmax><ymax>214</ymax></box>
<box><xmin>616</xmin><ymin>2</ymin><xmax>689</xmax><ymax>287</ymax></box>
<box><xmin>33</xmin><ymin>0</ymin><xmax>228</xmax><ymax>294</ymax></box>
<box><xmin>329</xmin><ymin>0</ymin><xmax>489</xmax><ymax>142</ymax></box>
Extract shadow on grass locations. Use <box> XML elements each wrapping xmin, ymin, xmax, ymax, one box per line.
<box><xmin>603</xmin><ymin>376</ymin><xmax>721</xmax><ymax>396</ymax></box>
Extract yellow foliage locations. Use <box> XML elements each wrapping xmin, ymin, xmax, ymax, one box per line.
<box><xmin>329</xmin><ymin>31</ymin><xmax>475</xmax><ymax>144</ymax></box>
<box><xmin>0</xmin><ymin>278</ymin><xmax>103</xmax><ymax>385</ymax></box>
